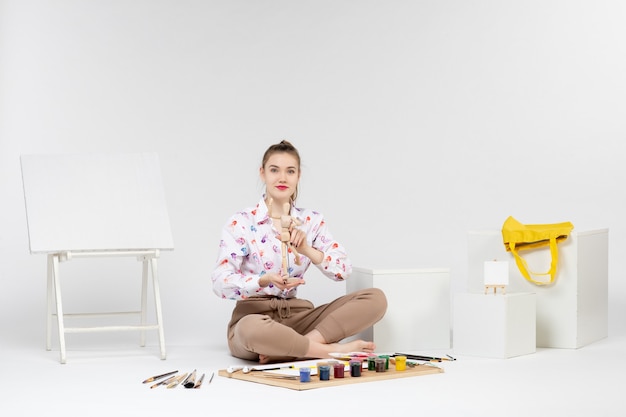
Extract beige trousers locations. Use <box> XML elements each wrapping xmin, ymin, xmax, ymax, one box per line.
<box><xmin>227</xmin><ymin>288</ymin><xmax>387</xmax><ymax>361</ymax></box>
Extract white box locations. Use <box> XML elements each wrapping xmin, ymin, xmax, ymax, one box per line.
<box><xmin>468</xmin><ymin>229</ymin><xmax>608</xmax><ymax>348</ymax></box>
<box><xmin>346</xmin><ymin>267</ymin><xmax>450</xmax><ymax>352</ymax></box>
<box><xmin>453</xmin><ymin>292</ymin><xmax>536</xmax><ymax>359</ymax></box>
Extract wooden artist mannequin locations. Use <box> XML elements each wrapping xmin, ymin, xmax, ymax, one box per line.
<box><xmin>269</xmin><ymin>199</ymin><xmax>302</xmax><ymax>280</ymax></box>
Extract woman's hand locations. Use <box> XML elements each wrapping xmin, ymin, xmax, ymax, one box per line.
<box><xmin>289</xmin><ymin>227</ymin><xmax>309</xmax><ymax>251</ymax></box>
<box><xmin>289</xmin><ymin>227</ymin><xmax>323</xmax><ymax>265</ymax></box>
<box><xmin>260</xmin><ymin>272</ymin><xmax>305</xmax><ymax>289</ymax></box>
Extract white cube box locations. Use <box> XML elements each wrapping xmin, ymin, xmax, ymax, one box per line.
<box><xmin>346</xmin><ymin>267</ymin><xmax>450</xmax><ymax>352</ymax></box>
<box><xmin>467</xmin><ymin>229</ymin><xmax>608</xmax><ymax>349</ymax></box>
<box><xmin>453</xmin><ymin>293</ymin><xmax>536</xmax><ymax>359</ymax></box>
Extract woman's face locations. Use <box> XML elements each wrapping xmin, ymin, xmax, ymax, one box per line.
<box><xmin>260</xmin><ymin>152</ymin><xmax>300</xmax><ymax>204</ymax></box>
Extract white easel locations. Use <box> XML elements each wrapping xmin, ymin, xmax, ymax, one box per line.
<box><xmin>483</xmin><ymin>260</ymin><xmax>509</xmax><ymax>295</ymax></box>
<box><xmin>21</xmin><ymin>152</ymin><xmax>174</xmax><ymax>364</ymax></box>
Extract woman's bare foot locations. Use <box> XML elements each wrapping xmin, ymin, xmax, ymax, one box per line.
<box><xmin>257</xmin><ymin>330</ymin><xmax>376</xmax><ymax>363</ymax></box>
<box><xmin>305</xmin><ymin>339</ymin><xmax>376</xmax><ymax>359</ymax></box>
<box><xmin>304</xmin><ymin>329</ymin><xmax>376</xmax><ymax>358</ymax></box>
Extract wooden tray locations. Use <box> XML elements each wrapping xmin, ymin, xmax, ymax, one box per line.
<box><xmin>218</xmin><ymin>362</ymin><xmax>444</xmax><ymax>391</ymax></box>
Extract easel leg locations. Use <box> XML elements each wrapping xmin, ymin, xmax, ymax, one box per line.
<box><xmin>484</xmin><ymin>284</ymin><xmax>506</xmax><ymax>295</ymax></box>
<box><xmin>140</xmin><ymin>258</ymin><xmax>148</xmax><ymax>347</ymax></box>
<box><xmin>150</xmin><ymin>257</ymin><xmax>167</xmax><ymax>360</ymax></box>
<box><xmin>46</xmin><ymin>255</ymin><xmax>54</xmax><ymax>351</ymax></box>
<box><xmin>51</xmin><ymin>254</ymin><xmax>67</xmax><ymax>364</ymax></box>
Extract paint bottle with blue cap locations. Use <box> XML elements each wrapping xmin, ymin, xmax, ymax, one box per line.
<box><xmin>319</xmin><ymin>365</ymin><xmax>331</xmax><ymax>381</ymax></box>
<box><xmin>299</xmin><ymin>367</ymin><xmax>311</xmax><ymax>383</ymax></box>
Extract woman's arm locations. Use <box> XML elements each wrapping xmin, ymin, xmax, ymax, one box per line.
<box><xmin>299</xmin><ymin>212</ymin><xmax>352</xmax><ymax>281</ymax></box>
<box><xmin>210</xmin><ymin>215</ymin><xmax>265</xmax><ymax>300</ymax></box>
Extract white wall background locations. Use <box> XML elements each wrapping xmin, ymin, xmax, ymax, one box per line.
<box><xmin>1</xmin><ymin>0</ymin><xmax>625</xmax><ymax>350</ymax></box>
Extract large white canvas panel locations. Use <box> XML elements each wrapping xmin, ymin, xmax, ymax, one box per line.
<box><xmin>21</xmin><ymin>152</ymin><xmax>174</xmax><ymax>253</ymax></box>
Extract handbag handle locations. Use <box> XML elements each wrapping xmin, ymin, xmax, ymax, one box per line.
<box><xmin>508</xmin><ymin>236</ymin><xmax>559</xmax><ymax>285</ymax></box>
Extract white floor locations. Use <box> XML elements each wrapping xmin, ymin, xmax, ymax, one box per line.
<box><xmin>2</xmin><ymin>333</ymin><xmax>624</xmax><ymax>417</ymax></box>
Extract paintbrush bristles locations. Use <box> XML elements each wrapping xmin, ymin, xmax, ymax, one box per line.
<box><xmin>183</xmin><ymin>370</ymin><xmax>197</xmax><ymax>388</ymax></box>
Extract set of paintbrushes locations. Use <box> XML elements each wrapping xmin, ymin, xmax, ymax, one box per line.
<box><xmin>142</xmin><ymin>369</ymin><xmax>214</xmax><ymax>389</ymax></box>
<box><xmin>393</xmin><ymin>353</ymin><xmax>456</xmax><ymax>363</ymax></box>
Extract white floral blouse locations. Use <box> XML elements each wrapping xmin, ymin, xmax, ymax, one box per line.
<box><xmin>211</xmin><ymin>196</ymin><xmax>352</xmax><ymax>300</ymax></box>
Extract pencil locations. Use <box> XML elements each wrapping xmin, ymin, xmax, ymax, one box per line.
<box><xmin>166</xmin><ymin>373</ymin><xmax>188</xmax><ymax>389</ymax></box>
<box><xmin>149</xmin><ymin>374</ymin><xmax>178</xmax><ymax>389</ymax></box>
<box><xmin>193</xmin><ymin>373</ymin><xmax>205</xmax><ymax>389</ymax></box>
<box><xmin>142</xmin><ymin>370</ymin><xmax>178</xmax><ymax>384</ymax></box>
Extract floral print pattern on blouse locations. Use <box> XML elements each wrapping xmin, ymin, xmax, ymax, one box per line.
<box><xmin>211</xmin><ymin>196</ymin><xmax>352</xmax><ymax>300</ymax></box>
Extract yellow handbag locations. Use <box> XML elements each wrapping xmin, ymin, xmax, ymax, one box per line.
<box><xmin>501</xmin><ymin>216</ymin><xmax>574</xmax><ymax>285</ymax></box>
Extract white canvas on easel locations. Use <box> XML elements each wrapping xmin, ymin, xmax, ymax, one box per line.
<box><xmin>21</xmin><ymin>152</ymin><xmax>174</xmax><ymax>363</ymax></box>
<box><xmin>484</xmin><ymin>260</ymin><xmax>509</xmax><ymax>294</ymax></box>
<box><xmin>22</xmin><ymin>152</ymin><xmax>174</xmax><ymax>253</ymax></box>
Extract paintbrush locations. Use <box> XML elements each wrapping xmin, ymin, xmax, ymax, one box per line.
<box><xmin>142</xmin><ymin>370</ymin><xmax>178</xmax><ymax>384</ymax></box>
<box><xmin>166</xmin><ymin>372</ymin><xmax>188</xmax><ymax>389</ymax></box>
<box><xmin>261</xmin><ymin>373</ymin><xmax>299</xmax><ymax>380</ymax></box>
<box><xmin>193</xmin><ymin>373</ymin><xmax>205</xmax><ymax>389</ymax></box>
<box><xmin>183</xmin><ymin>370</ymin><xmax>197</xmax><ymax>388</ymax></box>
<box><xmin>394</xmin><ymin>353</ymin><xmax>456</xmax><ymax>362</ymax></box>
<box><xmin>150</xmin><ymin>373</ymin><xmax>178</xmax><ymax>389</ymax></box>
